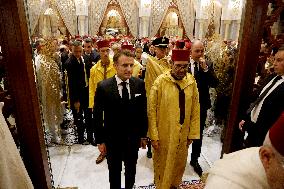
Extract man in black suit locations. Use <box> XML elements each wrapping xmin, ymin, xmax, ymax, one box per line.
<box><xmin>94</xmin><ymin>50</ymin><xmax>148</xmax><ymax>189</ymax></box>
<box><xmin>188</xmin><ymin>40</ymin><xmax>218</xmax><ymax>176</ymax></box>
<box><xmin>66</xmin><ymin>41</ymin><xmax>90</xmax><ymax>144</ymax></box>
<box><xmin>82</xmin><ymin>38</ymin><xmax>100</xmax><ymax>145</ymax></box>
<box><xmin>82</xmin><ymin>38</ymin><xmax>100</xmax><ymax>78</ymax></box>
<box><xmin>239</xmin><ymin>47</ymin><xmax>284</xmax><ymax>147</ymax></box>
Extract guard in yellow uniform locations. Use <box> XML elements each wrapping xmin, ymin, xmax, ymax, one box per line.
<box><xmin>89</xmin><ymin>40</ymin><xmax>116</xmax><ymax>164</ymax></box>
<box><xmin>144</xmin><ymin>37</ymin><xmax>171</xmax><ymax>97</ymax></box>
<box><xmin>144</xmin><ymin>37</ymin><xmax>171</xmax><ymax>158</ymax></box>
<box><xmin>148</xmin><ymin>49</ymin><xmax>200</xmax><ymax>189</ymax></box>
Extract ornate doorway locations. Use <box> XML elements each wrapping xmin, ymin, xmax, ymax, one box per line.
<box><xmin>158</xmin><ymin>3</ymin><xmax>185</xmax><ymax>38</ymax></box>
<box><xmin>99</xmin><ymin>0</ymin><xmax>130</xmax><ymax>36</ymax></box>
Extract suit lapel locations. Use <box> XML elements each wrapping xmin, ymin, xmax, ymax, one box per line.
<box><xmin>111</xmin><ymin>76</ymin><xmax>120</xmax><ymax>100</ymax></box>
<box><xmin>129</xmin><ymin>77</ymin><xmax>135</xmax><ymax>100</ymax></box>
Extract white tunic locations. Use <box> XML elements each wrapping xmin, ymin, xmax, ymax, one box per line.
<box><xmin>205</xmin><ymin>147</ymin><xmax>269</xmax><ymax>189</ymax></box>
<box><xmin>0</xmin><ymin>102</ymin><xmax>34</xmax><ymax>189</ymax></box>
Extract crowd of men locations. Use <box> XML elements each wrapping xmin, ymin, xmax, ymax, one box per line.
<box><xmin>33</xmin><ymin>34</ymin><xmax>284</xmax><ymax>189</ymax></box>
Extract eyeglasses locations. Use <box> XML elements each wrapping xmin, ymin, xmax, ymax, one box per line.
<box><xmin>174</xmin><ymin>64</ymin><xmax>189</xmax><ymax>70</ymax></box>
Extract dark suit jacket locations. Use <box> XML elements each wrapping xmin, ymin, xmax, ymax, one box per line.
<box><xmin>91</xmin><ymin>50</ymin><xmax>100</xmax><ymax>63</ymax></box>
<box><xmin>245</xmin><ymin>75</ymin><xmax>284</xmax><ymax>146</ymax></box>
<box><xmin>188</xmin><ymin>60</ymin><xmax>218</xmax><ymax>110</ymax></box>
<box><xmin>94</xmin><ymin>76</ymin><xmax>148</xmax><ymax>146</ymax></box>
<box><xmin>66</xmin><ymin>55</ymin><xmax>88</xmax><ymax>108</ymax></box>
<box><xmin>83</xmin><ymin>54</ymin><xmax>94</xmax><ymax>80</ymax></box>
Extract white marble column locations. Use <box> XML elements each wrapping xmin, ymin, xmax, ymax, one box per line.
<box><xmin>38</xmin><ymin>15</ymin><xmax>44</xmax><ymax>36</ymax></box>
<box><xmin>198</xmin><ymin>19</ymin><xmax>205</xmax><ymax>39</ymax></box>
<box><xmin>78</xmin><ymin>15</ymin><xmax>86</xmax><ymax>36</ymax></box>
<box><xmin>43</xmin><ymin>15</ymin><xmax>51</xmax><ymax>37</ymax></box>
<box><xmin>223</xmin><ymin>20</ymin><xmax>231</xmax><ymax>41</ymax></box>
<box><xmin>235</xmin><ymin>20</ymin><xmax>241</xmax><ymax>41</ymax></box>
<box><xmin>140</xmin><ymin>16</ymin><xmax>150</xmax><ymax>37</ymax></box>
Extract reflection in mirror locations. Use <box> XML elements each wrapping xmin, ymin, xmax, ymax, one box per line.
<box><xmin>0</xmin><ymin>44</ymin><xmax>34</xmax><ymax>187</ymax></box>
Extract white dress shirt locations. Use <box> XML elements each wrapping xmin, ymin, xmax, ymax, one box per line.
<box><xmin>251</xmin><ymin>75</ymin><xmax>284</xmax><ymax>123</ymax></box>
<box><xmin>115</xmin><ymin>75</ymin><xmax>131</xmax><ymax>99</ymax></box>
<box><xmin>190</xmin><ymin>58</ymin><xmax>199</xmax><ymax>76</ymax></box>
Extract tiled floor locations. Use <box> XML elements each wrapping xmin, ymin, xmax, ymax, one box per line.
<box><xmin>49</xmin><ymin>130</ymin><xmax>222</xmax><ymax>189</ymax></box>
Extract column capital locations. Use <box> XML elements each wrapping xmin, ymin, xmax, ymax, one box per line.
<box><xmin>223</xmin><ymin>20</ymin><xmax>232</xmax><ymax>24</ymax></box>
<box><xmin>198</xmin><ymin>19</ymin><xmax>206</xmax><ymax>24</ymax></box>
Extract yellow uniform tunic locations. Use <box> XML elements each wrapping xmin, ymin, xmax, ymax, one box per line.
<box><xmin>132</xmin><ymin>60</ymin><xmax>143</xmax><ymax>78</ymax></box>
<box><xmin>148</xmin><ymin>71</ymin><xmax>200</xmax><ymax>189</ymax></box>
<box><xmin>144</xmin><ymin>56</ymin><xmax>171</xmax><ymax>97</ymax></box>
<box><xmin>88</xmin><ymin>59</ymin><xmax>116</xmax><ymax>108</ymax></box>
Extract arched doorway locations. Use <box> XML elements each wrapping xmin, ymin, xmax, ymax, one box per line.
<box><xmin>99</xmin><ymin>1</ymin><xmax>130</xmax><ymax>36</ymax></box>
<box><xmin>158</xmin><ymin>3</ymin><xmax>185</xmax><ymax>38</ymax></box>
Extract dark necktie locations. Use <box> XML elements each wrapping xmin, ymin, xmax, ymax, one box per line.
<box><xmin>121</xmin><ymin>82</ymin><xmax>129</xmax><ymax>102</ymax></box>
<box><xmin>247</xmin><ymin>75</ymin><xmax>282</xmax><ymax>114</ymax></box>
<box><xmin>175</xmin><ymin>83</ymin><xmax>185</xmax><ymax>125</ymax></box>
<box><xmin>194</xmin><ymin>62</ymin><xmax>199</xmax><ymax>77</ymax></box>
<box><xmin>103</xmin><ymin>64</ymin><xmax>107</xmax><ymax>79</ymax></box>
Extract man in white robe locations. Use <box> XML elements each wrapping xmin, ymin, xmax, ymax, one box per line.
<box><xmin>205</xmin><ymin>112</ymin><xmax>284</xmax><ymax>189</ymax></box>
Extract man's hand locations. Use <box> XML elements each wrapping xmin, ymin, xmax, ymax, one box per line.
<box><xmin>239</xmin><ymin>120</ymin><xmax>245</xmax><ymax>131</ymax></box>
<box><xmin>151</xmin><ymin>140</ymin><xmax>159</xmax><ymax>150</ymax></box>
<box><xmin>187</xmin><ymin>139</ymin><xmax>193</xmax><ymax>146</ymax></box>
<box><xmin>140</xmin><ymin>138</ymin><xmax>148</xmax><ymax>149</ymax></box>
<box><xmin>199</xmin><ymin>58</ymin><xmax>208</xmax><ymax>71</ymax></box>
<box><xmin>74</xmin><ymin>101</ymin><xmax>80</xmax><ymax>112</ymax></box>
<box><xmin>98</xmin><ymin>143</ymin><xmax>107</xmax><ymax>155</ymax></box>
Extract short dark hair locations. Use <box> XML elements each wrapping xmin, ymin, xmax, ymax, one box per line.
<box><xmin>62</xmin><ymin>39</ymin><xmax>68</xmax><ymax>45</ymax></box>
<box><xmin>113</xmin><ymin>50</ymin><xmax>135</xmax><ymax>64</ymax></box>
<box><xmin>135</xmin><ymin>45</ymin><xmax>142</xmax><ymax>49</ymax></box>
<box><xmin>84</xmin><ymin>38</ymin><xmax>92</xmax><ymax>43</ymax></box>
<box><xmin>73</xmin><ymin>40</ymin><xmax>82</xmax><ymax>47</ymax></box>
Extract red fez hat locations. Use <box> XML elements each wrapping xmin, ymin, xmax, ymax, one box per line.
<box><xmin>122</xmin><ymin>41</ymin><xmax>128</xmax><ymax>45</ymax></box>
<box><xmin>121</xmin><ymin>44</ymin><xmax>134</xmax><ymax>51</ymax></box>
<box><xmin>97</xmin><ymin>40</ymin><xmax>110</xmax><ymax>49</ymax></box>
<box><xmin>171</xmin><ymin>49</ymin><xmax>190</xmax><ymax>61</ymax></box>
<box><xmin>185</xmin><ymin>42</ymin><xmax>192</xmax><ymax>49</ymax></box>
<box><xmin>176</xmin><ymin>40</ymin><xmax>185</xmax><ymax>49</ymax></box>
<box><xmin>176</xmin><ymin>40</ymin><xmax>184</xmax><ymax>45</ymax></box>
<box><xmin>269</xmin><ymin>112</ymin><xmax>284</xmax><ymax>156</ymax></box>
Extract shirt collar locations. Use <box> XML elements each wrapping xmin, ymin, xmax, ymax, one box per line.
<box><xmin>115</xmin><ymin>75</ymin><xmax>129</xmax><ymax>85</ymax></box>
<box><xmin>190</xmin><ymin>58</ymin><xmax>199</xmax><ymax>66</ymax></box>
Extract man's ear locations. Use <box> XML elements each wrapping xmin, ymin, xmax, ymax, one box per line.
<box><xmin>259</xmin><ymin>146</ymin><xmax>275</xmax><ymax>169</ymax></box>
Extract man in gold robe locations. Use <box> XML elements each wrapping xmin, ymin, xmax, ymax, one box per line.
<box><xmin>148</xmin><ymin>49</ymin><xmax>200</xmax><ymax>189</ymax></box>
<box><xmin>144</xmin><ymin>37</ymin><xmax>171</xmax><ymax>96</ymax></box>
<box><xmin>89</xmin><ymin>40</ymin><xmax>116</xmax><ymax>164</ymax></box>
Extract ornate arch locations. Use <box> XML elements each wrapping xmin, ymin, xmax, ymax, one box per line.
<box><xmin>99</xmin><ymin>1</ymin><xmax>130</xmax><ymax>36</ymax></box>
<box><xmin>158</xmin><ymin>4</ymin><xmax>185</xmax><ymax>38</ymax></box>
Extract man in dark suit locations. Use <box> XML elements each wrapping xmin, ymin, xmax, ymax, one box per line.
<box><xmin>82</xmin><ymin>38</ymin><xmax>100</xmax><ymax>78</ymax></box>
<box><xmin>239</xmin><ymin>47</ymin><xmax>284</xmax><ymax>147</ymax></box>
<box><xmin>188</xmin><ymin>40</ymin><xmax>218</xmax><ymax>176</ymax></box>
<box><xmin>82</xmin><ymin>38</ymin><xmax>100</xmax><ymax>145</ymax></box>
<box><xmin>66</xmin><ymin>41</ymin><xmax>90</xmax><ymax>144</ymax></box>
<box><xmin>94</xmin><ymin>50</ymin><xmax>148</xmax><ymax>189</ymax></box>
